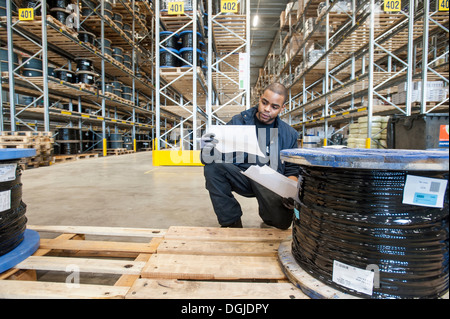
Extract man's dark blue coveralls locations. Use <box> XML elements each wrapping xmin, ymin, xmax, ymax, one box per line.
<box><xmin>202</xmin><ymin>106</ymin><xmax>299</xmax><ymax>229</ymax></box>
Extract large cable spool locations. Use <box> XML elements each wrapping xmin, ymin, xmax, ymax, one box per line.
<box><xmin>0</xmin><ymin>160</ymin><xmax>26</xmax><ymax>256</ymax></box>
<box><xmin>279</xmin><ymin>148</ymin><xmax>449</xmax><ymax>299</ymax></box>
<box><xmin>123</xmin><ymin>136</ymin><xmax>133</xmax><ymax>150</ymax></box>
<box><xmin>108</xmin><ymin>133</ymin><xmax>123</xmax><ymax>149</ymax></box>
<box><xmin>80</xmin><ymin>130</ymin><xmax>94</xmax><ymax>153</ymax></box>
<box><xmin>0</xmin><ymin>149</ymin><xmax>39</xmax><ymax>264</ymax></box>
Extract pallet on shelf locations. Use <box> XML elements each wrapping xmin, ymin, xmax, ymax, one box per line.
<box><xmin>0</xmin><ymin>225</ymin><xmax>308</xmax><ymax>299</ymax></box>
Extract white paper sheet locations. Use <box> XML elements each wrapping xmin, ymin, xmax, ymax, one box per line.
<box><xmin>241</xmin><ymin>165</ymin><xmax>298</xmax><ymax>199</ymax></box>
<box><xmin>207</xmin><ymin>125</ymin><xmax>265</xmax><ymax>157</ymax></box>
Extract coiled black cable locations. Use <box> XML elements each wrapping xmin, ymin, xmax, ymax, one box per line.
<box><xmin>0</xmin><ymin>161</ymin><xmax>27</xmax><ymax>256</ymax></box>
<box><xmin>292</xmin><ymin>165</ymin><xmax>449</xmax><ymax>299</ymax></box>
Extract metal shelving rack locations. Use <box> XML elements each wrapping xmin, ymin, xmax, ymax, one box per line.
<box><xmin>155</xmin><ymin>0</ymin><xmax>208</xmax><ymax>152</ymax></box>
<box><xmin>153</xmin><ymin>0</ymin><xmax>251</xmax><ymax>155</ymax></box>
<box><xmin>258</xmin><ymin>0</ymin><xmax>449</xmax><ymax>148</ymax></box>
<box><xmin>0</xmin><ymin>0</ymin><xmax>179</xmax><ymax>155</ymax></box>
<box><xmin>206</xmin><ymin>0</ymin><xmax>251</xmax><ymax>129</ymax></box>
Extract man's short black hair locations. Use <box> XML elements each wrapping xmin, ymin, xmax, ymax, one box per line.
<box><xmin>263</xmin><ymin>83</ymin><xmax>289</xmax><ymax>105</ymax></box>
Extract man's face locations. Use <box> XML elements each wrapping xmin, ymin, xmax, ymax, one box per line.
<box><xmin>256</xmin><ymin>90</ymin><xmax>286</xmax><ymax>125</ymax></box>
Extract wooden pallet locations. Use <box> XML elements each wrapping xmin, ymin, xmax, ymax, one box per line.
<box><xmin>0</xmin><ymin>226</ymin><xmax>308</xmax><ymax>299</ymax></box>
<box><xmin>76</xmin><ymin>153</ymin><xmax>99</xmax><ymax>160</ymax></box>
<box><xmin>106</xmin><ymin>148</ymin><xmax>135</xmax><ymax>156</ymax></box>
<box><xmin>51</xmin><ymin>153</ymin><xmax>100</xmax><ymax>164</ymax></box>
<box><xmin>1</xmin><ymin>131</ymin><xmax>54</xmax><ymax>169</ymax></box>
<box><xmin>52</xmin><ymin>155</ymin><xmax>77</xmax><ymax>163</ymax></box>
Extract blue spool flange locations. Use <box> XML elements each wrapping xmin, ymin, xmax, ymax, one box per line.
<box><xmin>280</xmin><ymin>148</ymin><xmax>449</xmax><ymax>171</ymax></box>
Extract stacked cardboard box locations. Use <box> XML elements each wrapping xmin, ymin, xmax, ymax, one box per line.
<box><xmin>391</xmin><ymin>81</ymin><xmax>447</xmax><ymax>105</ymax></box>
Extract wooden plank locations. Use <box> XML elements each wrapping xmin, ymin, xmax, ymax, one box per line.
<box><xmin>164</xmin><ymin>226</ymin><xmax>290</xmax><ymax>242</ymax></box>
<box><xmin>141</xmin><ymin>254</ymin><xmax>286</xmax><ymax>280</ymax></box>
<box><xmin>114</xmin><ymin>253</ymin><xmax>153</xmax><ymax>288</ymax></box>
<box><xmin>27</xmin><ymin>225</ymin><xmax>166</xmax><ymax>238</ymax></box>
<box><xmin>16</xmin><ymin>256</ymin><xmax>146</xmax><ymax>276</ymax></box>
<box><xmin>157</xmin><ymin>239</ymin><xmax>280</xmax><ymax>257</ymax></box>
<box><xmin>38</xmin><ymin>238</ymin><xmax>157</xmax><ymax>255</ymax></box>
<box><xmin>127</xmin><ymin>279</ymin><xmax>308</xmax><ymax>299</ymax></box>
<box><xmin>0</xmin><ymin>233</ymin><xmax>82</xmax><ymax>280</ymax></box>
<box><xmin>0</xmin><ymin>280</ymin><xmax>128</xmax><ymax>299</ymax></box>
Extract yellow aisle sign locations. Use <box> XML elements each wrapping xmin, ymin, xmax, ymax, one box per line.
<box><xmin>438</xmin><ymin>0</ymin><xmax>449</xmax><ymax>11</ymax></box>
<box><xmin>221</xmin><ymin>0</ymin><xmax>238</xmax><ymax>13</ymax></box>
<box><xmin>168</xmin><ymin>2</ymin><xmax>184</xmax><ymax>15</ymax></box>
<box><xmin>383</xmin><ymin>0</ymin><xmax>401</xmax><ymax>12</ymax></box>
<box><xmin>19</xmin><ymin>8</ymin><xmax>34</xmax><ymax>21</ymax></box>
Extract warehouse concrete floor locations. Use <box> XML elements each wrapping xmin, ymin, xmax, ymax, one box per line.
<box><xmin>21</xmin><ymin>151</ymin><xmax>262</xmax><ymax>231</ymax></box>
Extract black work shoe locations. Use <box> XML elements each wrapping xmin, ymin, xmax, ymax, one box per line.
<box><xmin>221</xmin><ymin>218</ymin><xmax>243</xmax><ymax>228</ymax></box>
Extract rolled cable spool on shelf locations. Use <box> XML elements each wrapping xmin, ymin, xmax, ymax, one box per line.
<box><xmin>55</xmin><ymin>128</ymin><xmax>80</xmax><ymax>155</ymax></box>
<box><xmin>279</xmin><ymin>148</ymin><xmax>449</xmax><ymax>299</ymax></box>
<box><xmin>108</xmin><ymin>133</ymin><xmax>123</xmax><ymax>149</ymax></box>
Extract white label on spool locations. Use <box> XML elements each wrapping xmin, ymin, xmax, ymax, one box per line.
<box><xmin>0</xmin><ymin>190</ymin><xmax>11</xmax><ymax>212</ymax></box>
<box><xmin>0</xmin><ymin>164</ymin><xmax>17</xmax><ymax>182</ymax></box>
<box><xmin>403</xmin><ymin>175</ymin><xmax>448</xmax><ymax>208</ymax></box>
<box><xmin>332</xmin><ymin>260</ymin><xmax>374</xmax><ymax>296</ymax></box>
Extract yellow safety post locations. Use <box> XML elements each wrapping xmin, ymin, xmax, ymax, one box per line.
<box><xmin>103</xmin><ymin>138</ymin><xmax>107</xmax><ymax>157</ymax></box>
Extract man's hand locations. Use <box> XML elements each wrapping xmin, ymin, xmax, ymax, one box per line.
<box><xmin>201</xmin><ymin>133</ymin><xmax>220</xmax><ymax>164</ymax></box>
<box><xmin>282</xmin><ymin>197</ymin><xmax>295</xmax><ymax>210</ymax></box>
<box><xmin>201</xmin><ymin>133</ymin><xmax>218</xmax><ymax>150</ymax></box>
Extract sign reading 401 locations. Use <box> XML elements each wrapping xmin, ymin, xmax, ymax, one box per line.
<box><xmin>18</xmin><ymin>8</ymin><xmax>34</xmax><ymax>21</ymax></box>
<box><xmin>168</xmin><ymin>1</ymin><xmax>184</xmax><ymax>15</ymax></box>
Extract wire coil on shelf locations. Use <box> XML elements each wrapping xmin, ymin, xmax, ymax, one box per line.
<box><xmin>0</xmin><ymin>161</ymin><xmax>27</xmax><ymax>256</ymax></box>
<box><xmin>292</xmin><ymin>165</ymin><xmax>449</xmax><ymax>299</ymax></box>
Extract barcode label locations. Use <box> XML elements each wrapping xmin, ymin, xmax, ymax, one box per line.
<box><xmin>0</xmin><ymin>190</ymin><xmax>11</xmax><ymax>212</ymax></box>
<box><xmin>403</xmin><ymin>175</ymin><xmax>448</xmax><ymax>208</ymax></box>
<box><xmin>332</xmin><ymin>260</ymin><xmax>374</xmax><ymax>296</ymax></box>
<box><xmin>0</xmin><ymin>164</ymin><xmax>17</xmax><ymax>182</ymax></box>
<box><xmin>429</xmin><ymin>182</ymin><xmax>440</xmax><ymax>193</ymax></box>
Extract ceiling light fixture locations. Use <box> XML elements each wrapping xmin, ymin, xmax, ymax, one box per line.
<box><xmin>253</xmin><ymin>14</ymin><xmax>259</xmax><ymax>27</ymax></box>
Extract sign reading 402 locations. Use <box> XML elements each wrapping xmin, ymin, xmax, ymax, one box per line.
<box><xmin>383</xmin><ymin>0</ymin><xmax>401</xmax><ymax>12</ymax></box>
<box><xmin>438</xmin><ymin>0</ymin><xmax>449</xmax><ymax>11</ymax></box>
<box><xmin>221</xmin><ymin>0</ymin><xmax>238</xmax><ymax>13</ymax></box>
